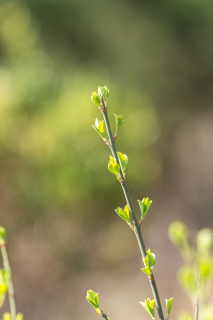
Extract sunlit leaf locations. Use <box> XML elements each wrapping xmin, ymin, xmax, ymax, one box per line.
<box><xmin>137</xmin><ymin>198</ymin><xmax>152</xmax><ymax>222</ymax></box>
<box><xmin>117</xmin><ymin>152</ymin><xmax>128</xmax><ymax>173</ymax></box>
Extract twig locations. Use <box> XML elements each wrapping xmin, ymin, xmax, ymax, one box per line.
<box><xmin>101</xmin><ymin>98</ymin><xmax>164</xmax><ymax>320</ymax></box>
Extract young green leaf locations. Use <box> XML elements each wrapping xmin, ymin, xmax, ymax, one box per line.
<box><xmin>108</xmin><ymin>156</ymin><xmax>120</xmax><ymax>177</ymax></box>
<box><xmin>114</xmin><ymin>114</ymin><xmax>124</xmax><ymax>134</ymax></box>
<box><xmin>86</xmin><ymin>290</ymin><xmax>100</xmax><ymax>309</ymax></box>
<box><xmin>0</xmin><ymin>227</ymin><xmax>6</xmax><ymax>245</ymax></box>
<box><xmin>92</xmin><ymin>118</ymin><xmax>106</xmax><ymax>140</ymax></box>
<box><xmin>117</xmin><ymin>152</ymin><xmax>128</xmax><ymax>173</ymax></box>
<box><xmin>140</xmin><ymin>298</ymin><xmax>156</xmax><ymax>320</ymax></box>
<box><xmin>165</xmin><ymin>298</ymin><xmax>174</xmax><ymax>319</ymax></box>
<box><xmin>141</xmin><ymin>267</ymin><xmax>152</xmax><ymax>278</ymax></box>
<box><xmin>115</xmin><ymin>205</ymin><xmax>130</xmax><ymax>225</ymax></box>
<box><xmin>91</xmin><ymin>92</ymin><xmax>101</xmax><ymax>109</ymax></box>
<box><xmin>146</xmin><ymin>249</ymin><xmax>156</xmax><ymax>268</ymax></box>
<box><xmin>98</xmin><ymin>86</ymin><xmax>109</xmax><ymax>103</ymax></box>
<box><xmin>137</xmin><ymin>198</ymin><xmax>152</xmax><ymax>222</ymax></box>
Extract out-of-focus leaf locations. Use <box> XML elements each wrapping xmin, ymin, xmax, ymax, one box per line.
<box><xmin>178</xmin><ymin>266</ymin><xmax>197</xmax><ymax>295</ymax></box>
<box><xmin>197</xmin><ymin>229</ymin><xmax>213</xmax><ymax>256</ymax></box>
<box><xmin>0</xmin><ymin>227</ymin><xmax>6</xmax><ymax>245</ymax></box>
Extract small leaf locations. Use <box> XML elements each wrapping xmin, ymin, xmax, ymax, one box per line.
<box><xmin>0</xmin><ymin>227</ymin><xmax>6</xmax><ymax>245</ymax></box>
<box><xmin>117</xmin><ymin>152</ymin><xmax>128</xmax><ymax>173</ymax></box>
<box><xmin>146</xmin><ymin>249</ymin><xmax>156</xmax><ymax>268</ymax></box>
<box><xmin>141</xmin><ymin>267</ymin><xmax>152</xmax><ymax>278</ymax></box>
<box><xmin>114</xmin><ymin>114</ymin><xmax>124</xmax><ymax>133</ymax></box>
<box><xmin>98</xmin><ymin>86</ymin><xmax>109</xmax><ymax>103</ymax></box>
<box><xmin>92</xmin><ymin>118</ymin><xmax>106</xmax><ymax>140</ymax></box>
<box><xmin>165</xmin><ymin>298</ymin><xmax>174</xmax><ymax>319</ymax></box>
<box><xmin>140</xmin><ymin>298</ymin><xmax>156</xmax><ymax>320</ymax></box>
<box><xmin>86</xmin><ymin>290</ymin><xmax>100</xmax><ymax>309</ymax></box>
<box><xmin>91</xmin><ymin>92</ymin><xmax>101</xmax><ymax>109</ymax></box>
<box><xmin>115</xmin><ymin>205</ymin><xmax>130</xmax><ymax>224</ymax></box>
<box><xmin>16</xmin><ymin>314</ymin><xmax>24</xmax><ymax>320</ymax></box>
<box><xmin>137</xmin><ymin>198</ymin><xmax>152</xmax><ymax>222</ymax></box>
<box><xmin>108</xmin><ymin>156</ymin><xmax>120</xmax><ymax>177</ymax></box>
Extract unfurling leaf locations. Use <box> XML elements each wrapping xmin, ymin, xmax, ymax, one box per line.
<box><xmin>108</xmin><ymin>156</ymin><xmax>120</xmax><ymax>177</ymax></box>
<box><xmin>86</xmin><ymin>290</ymin><xmax>100</xmax><ymax>309</ymax></box>
<box><xmin>137</xmin><ymin>198</ymin><xmax>152</xmax><ymax>222</ymax></box>
<box><xmin>115</xmin><ymin>205</ymin><xmax>130</xmax><ymax>225</ymax></box>
<box><xmin>117</xmin><ymin>152</ymin><xmax>128</xmax><ymax>173</ymax></box>
<box><xmin>142</xmin><ymin>249</ymin><xmax>155</xmax><ymax>277</ymax></box>
<box><xmin>140</xmin><ymin>298</ymin><xmax>156</xmax><ymax>320</ymax></box>
<box><xmin>165</xmin><ymin>298</ymin><xmax>174</xmax><ymax>319</ymax></box>
<box><xmin>114</xmin><ymin>114</ymin><xmax>124</xmax><ymax>134</ymax></box>
<box><xmin>92</xmin><ymin>118</ymin><xmax>106</xmax><ymax>141</ymax></box>
<box><xmin>98</xmin><ymin>86</ymin><xmax>109</xmax><ymax>103</ymax></box>
<box><xmin>146</xmin><ymin>249</ymin><xmax>156</xmax><ymax>268</ymax></box>
<box><xmin>91</xmin><ymin>92</ymin><xmax>101</xmax><ymax>109</ymax></box>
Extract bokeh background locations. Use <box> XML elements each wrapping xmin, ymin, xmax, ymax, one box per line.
<box><xmin>0</xmin><ymin>0</ymin><xmax>213</xmax><ymax>319</ymax></box>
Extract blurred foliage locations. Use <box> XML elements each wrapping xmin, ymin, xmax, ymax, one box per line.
<box><xmin>0</xmin><ymin>1</ymin><xmax>163</xmax><ymax>219</ymax></box>
<box><xmin>169</xmin><ymin>222</ymin><xmax>213</xmax><ymax>320</ymax></box>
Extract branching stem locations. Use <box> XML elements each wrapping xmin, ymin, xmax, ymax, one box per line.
<box><xmin>101</xmin><ymin>99</ymin><xmax>164</xmax><ymax>320</ymax></box>
<box><xmin>0</xmin><ymin>243</ymin><xmax>16</xmax><ymax>320</ymax></box>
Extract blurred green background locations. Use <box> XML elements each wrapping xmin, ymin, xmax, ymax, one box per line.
<box><xmin>0</xmin><ymin>0</ymin><xmax>213</xmax><ymax>319</ymax></box>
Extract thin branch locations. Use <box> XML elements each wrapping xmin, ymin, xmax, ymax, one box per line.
<box><xmin>0</xmin><ymin>243</ymin><xmax>16</xmax><ymax>320</ymax></box>
<box><xmin>101</xmin><ymin>98</ymin><xmax>164</xmax><ymax>320</ymax></box>
<box><xmin>195</xmin><ymin>299</ymin><xmax>199</xmax><ymax>320</ymax></box>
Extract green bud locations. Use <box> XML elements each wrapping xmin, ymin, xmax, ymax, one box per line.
<box><xmin>86</xmin><ymin>290</ymin><xmax>101</xmax><ymax>314</ymax></box>
<box><xmin>91</xmin><ymin>92</ymin><xmax>101</xmax><ymax>109</ymax></box>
